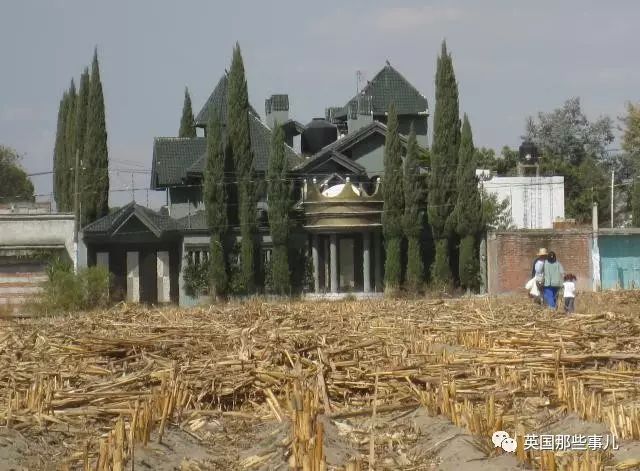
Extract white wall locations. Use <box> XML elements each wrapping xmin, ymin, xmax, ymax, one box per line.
<box><xmin>481</xmin><ymin>176</ymin><xmax>565</xmax><ymax>229</ymax></box>
<box><xmin>0</xmin><ymin>214</ymin><xmax>75</xmax><ymax>260</ymax></box>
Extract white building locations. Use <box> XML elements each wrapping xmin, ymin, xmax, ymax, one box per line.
<box><xmin>477</xmin><ymin>173</ymin><xmax>565</xmax><ymax>229</ymax></box>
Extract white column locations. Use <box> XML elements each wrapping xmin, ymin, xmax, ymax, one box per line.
<box><xmin>363</xmin><ymin>232</ymin><xmax>371</xmax><ymax>293</ymax></box>
<box><xmin>330</xmin><ymin>234</ymin><xmax>338</xmax><ymax>293</ymax></box>
<box><xmin>126</xmin><ymin>251</ymin><xmax>140</xmax><ymax>303</ymax></box>
<box><xmin>374</xmin><ymin>232</ymin><xmax>382</xmax><ymax>292</ymax></box>
<box><xmin>311</xmin><ymin>234</ymin><xmax>320</xmax><ymax>293</ymax></box>
<box><xmin>157</xmin><ymin>251</ymin><xmax>170</xmax><ymax>303</ymax></box>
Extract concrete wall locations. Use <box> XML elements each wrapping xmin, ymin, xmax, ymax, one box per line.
<box><xmin>0</xmin><ymin>213</ymin><xmax>75</xmax><ymax>261</ymax></box>
<box><xmin>350</xmin><ymin>133</ymin><xmax>386</xmax><ymax>176</ymax></box>
<box><xmin>482</xmin><ymin>176</ymin><xmax>564</xmax><ymax>229</ymax></box>
<box><xmin>0</xmin><ymin>213</ymin><xmax>75</xmax><ymax>308</ymax></box>
<box><xmin>486</xmin><ymin>229</ymin><xmax>592</xmax><ymax>294</ymax></box>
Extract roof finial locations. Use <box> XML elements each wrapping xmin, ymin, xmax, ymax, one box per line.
<box><xmin>385</xmin><ymin>59</ymin><xmax>390</xmax><ymax>67</ymax></box>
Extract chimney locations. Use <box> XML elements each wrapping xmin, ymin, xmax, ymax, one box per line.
<box><xmin>265</xmin><ymin>94</ymin><xmax>289</xmax><ymax>129</ymax></box>
<box><xmin>347</xmin><ymin>94</ymin><xmax>373</xmax><ymax>134</ymax></box>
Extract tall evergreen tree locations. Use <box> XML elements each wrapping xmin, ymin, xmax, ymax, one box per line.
<box><xmin>204</xmin><ymin>113</ymin><xmax>229</xmax><ymax>297</ymax></box>
<box><xmin>227</xmin><ymin>43</ymin><xmax>257</xmax><ymax>293</ymax></box>
<box><xmin>632</xmin><ymin>179</ymin><xmax>640</xmax><ymax>228</ymax></box>
<box><xmin>75</xmin><ymin>68</ymin><xmax>90</xmax><ymax>225</ymax></box>
<box><xmin>403</xmin><ymin>125</ymin><xmax>424</xmax><ymax>292</ymax></box>
<box><xmin>428</xmin><ymin>40</ymin><xmax>461</xmax><ymax>286</ymax></box>
<box><xmin>84</xmin><ymin>48</ymin><xmax>109</xmax><ymax>222</ymax></box>
<box><xmin>382</xmin><ymin>103</ymin><xmax>404</xmax><ymax>293</ymax></box>
<box><xmin>179</xmin><ymin>87</ymin><xmax>197</xmax><ymax>138</ymax></box>
<box><xmin>267</xmin><ymin>124</ymin><xmax>292</xmax><ymax>294</ymax></box>
<box><xmin>455</xmin><ymin>114</ymin><xmax>483</xmax><ymax>291</ymax></box>
<box><xmin>63</xmin><ymin>79</ymin><xmax>77</xmax><ymax>212</ymax></box>
<box><xmin>53</xmin><ymin>91</ymin><xmax>68</xmax><ymax>211</ymax></box>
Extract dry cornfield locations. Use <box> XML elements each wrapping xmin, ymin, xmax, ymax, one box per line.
<box><xmin>1</xmin><ymin>292</ymin><xmax>640</xmax><ymax>470</ymax></box>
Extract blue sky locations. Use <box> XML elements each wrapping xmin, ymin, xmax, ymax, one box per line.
<box><xmin>1</xmin><ymin>1</ymin><xmax>638</xmax><ymax>208</ymax></box>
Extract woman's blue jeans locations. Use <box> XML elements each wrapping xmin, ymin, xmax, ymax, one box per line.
<box><xmin>543</xmin><ymin>286</ymin><xmax>559</xmax><ymax>308</ymax></box>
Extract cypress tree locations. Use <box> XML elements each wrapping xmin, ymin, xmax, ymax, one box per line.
<box><xmin>267</xmin><ymin>124</ymin><xmax>292</xmax><ymax>294</ymax></box>
<box><xmin>84</xmin><ymin>48</ymin><xmax>109</xmax><ymax>222</ymax></box>
<box><xmin>428</xmin><ymin>40</ymin><xmax>461</xmax><ymax>286</ymax></box>
<box><xmin>227</xmin><ymin>43</ymin><xmax>257</xmax><ymax>293</ymax></box>
<box><xmin>204</xmin><ymin>112</ymin><xmax>228</xmax><ymax>297</ymax></box>
<box><xmin>179</xmin><ymin>87</ymin><xmax>197</xmax><ymax>138</ymax></box>
<box><xmin>632</xmin><ymin>177</ymin><xmax>640</xmax><ymax>228</ymax></box>
<box><xmin>75</xmin><ymin>68</ymin><xmax>90</xmax><ymax>225</ymax></box>
<box><xmin>382</xmin><ymin>103</ymin><xmax>404</xmax><ymax>293</ymax></box>
<box><xmin>455</xmin><ymin>114</ymin><xmax>483</xmax><ymax>291</ymax></box>
<box><xmin>53</xmin><ymin>91</ymin><xmax>68</xmax><ymax>211</ymax></box>
<box><xmin>63</xmin><ymin>79</ymin><xmax>77</xmax><ymax>212</ymax></box>
<box><xmin>403</xmin><ymin>125</ymin><xmax>424</xmax><ymax>292</ymax></box>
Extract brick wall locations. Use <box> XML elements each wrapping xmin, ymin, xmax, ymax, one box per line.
<box><xmin>0</xmin><ymin>262</ymin><xmax>47</xmax><ymax>310</ymax></box>
<box><xmin>487</xmin><ymin>229</ymin><xmax>592</xmax><ymax>294</ymax></box>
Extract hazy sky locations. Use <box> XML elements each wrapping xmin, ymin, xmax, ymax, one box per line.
<box><xmin>1</xmin><ymin>1</ymin><xmax>638</xmax><ymax>208</ymax></box>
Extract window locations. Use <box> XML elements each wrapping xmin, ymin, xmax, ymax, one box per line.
<box><xmin>186</xmin><ymin>247</ymin><xmax>210</xmax><ymax>268</ymax></box>
<box><xmin>263</xmin><ymin>248</ymin><xmax>272</xmax><ymax>264</ymax></box>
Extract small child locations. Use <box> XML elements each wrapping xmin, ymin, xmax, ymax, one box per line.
<box><xmin>563</xmin><ymin>274</ymin><xmax>576</xmax><ymax>314</ymax></box>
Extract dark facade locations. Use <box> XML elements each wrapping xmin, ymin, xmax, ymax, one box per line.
<box><xmin>83</xmin><ymin>62</ymin><xmax>430</xmax><ymax>304</ymax></box>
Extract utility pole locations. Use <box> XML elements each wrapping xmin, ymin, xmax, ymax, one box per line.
<box><xmin>611</xmin><ymin>170</ymin><xmax>614</xmax><ymax>228</ymax></box>
<box><xmin>73</xmin><ymin>149</ymin><xmax>80</xmax><ymax>273</ymax></box>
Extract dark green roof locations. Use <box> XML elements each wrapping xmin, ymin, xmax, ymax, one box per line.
<box><xmin>83</xmin><ymin>202</ymin><xmax>179</xmax><ymax>236</ymax></box>
<box><xmin>195</xmin><ymin>75</ymin><xmax>227</xmax><ymax>127</ymax></box>
<box><xmin>265</xmin><ymin>94</ymin><xmax>289</xmax><ymax>113</ymax></box>
<box><xmin>151</xmin><ymin>137</ymin><xmax>206</xmax><ymax>188</ymax></box>
<box><xmin>294</xmin><ymin>120</ymin><xmax>425</xmax><ymax>172</ymax></box>
<box><xmin>152</xmin><ymin>117</ymin><xmax>302</xmax><ymax>188</ymax></box>
<box><xmin>195</xmin><ymin>74</ymin><xmax>259</xmax><ymax>127</ymax></box>
<box><xmin>333</xmin><ymin>64</ymin><xmax>428</xmax><ymax>119</ymax></box>
<box><xmin>187</xmin><ymin>115</ymin><xmax>302</xmax><ymax>176</ymax></box>
<box><xmin>176</xmin><ymin>210</ymin><xmax>208</xmax><ymax>232</ymax></box>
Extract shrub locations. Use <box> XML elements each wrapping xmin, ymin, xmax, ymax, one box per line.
<box><xmin>83</xmin><ymin>265</ymin><xmax>111</xmax><ymax>308</ymax></box>
<box><xmin>39</xmin><ymin>258</ymin><xmax>112</xmax><ymax>313</ymax></box>
<box><xmin>182</xmin><ymin>255</ymin><xmax>209</xmax><ymax>298</ymax></box>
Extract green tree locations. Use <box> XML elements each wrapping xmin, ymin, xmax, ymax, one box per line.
<box><xmin>474</xmin><ymin>146</ymin><xmax>518</xmax><ymax>176</ymax></box>
<box><xmin>227</xmin><ymin>43</ymin><xmax>257</xmax><ymax>293</ymax></box>
<box><xmin>0</xmin><ymin>146</ymin><xmax>34</xmax><ymax>202</ymax></box>
<box><xmin>632</xmin><ymin>180</ymin><xmax>640</xmax><ymax>228</ymax></box>
<box><xmin>621</xmin><ymin>102</ymin><xmax>640</xmax><ymax>156</ymax></box>
<box><xmin>621</xmin><ymin>102</ymin><xmax>640</xmax><ymax>227</ymax></box>
<box><xmin>382</xmin><ymin>103</ymin><xmax>404</xmax><ymax>293</ymax></box>
<box><xmin>402</xmin><ymin>125</ymin><xmax>424</xmax><ymax>292</ymax></box>
<box><xmin>428</xmin><ymin>40</ymin><xmax>460</xmax><ymax>286</ymax></box>
<box><xmin>455</xmin><ymin>115</ymin><xmax>483</xmax><ymax>291</ymax></box>
<box><xmin>62</xmin><ymin>80</ymin><xmax>77</xmax><ymax>212</ymax></box>
<box><xmin>526</xmin><ymin>98</ymin><xmax>614</xmax><ymax>223</ymax></box>
<box><xmin>53</xmin><ymin>91</ymin><xmax>68</xmax><ymax>210</ymax></box>
<box><xmin>83</xmin><ymin>48</ymin><xmax>110</xmax><ymax>223</ymax></box>
<box><xmin>204</xmin><ymin>113</ymin><xmax>229</xmax><ymax>297</ymax></box>
<box><xmin>179</xmin><ymin>87</ymin><xmax>197</xmax><ymax>138</ymax></box>
<box><xmin>267</xmin><ymin>124</ymin><xmax>292</xmax><ymax>294</ymax></box>
<box><xmin>75</xmin><ymin>68</ymin><xmax>90</xmax><ymax>224</ymax></box>
<box><xmin>526</xmin><ymin>97</ymin><xmax>613</xmax><ymax>165</ymax></box>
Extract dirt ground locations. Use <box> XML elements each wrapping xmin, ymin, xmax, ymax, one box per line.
<box><xmin>1</xmin><ymin>292</ymin><xmax>640</xmax><ymax>470</ymax></box>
